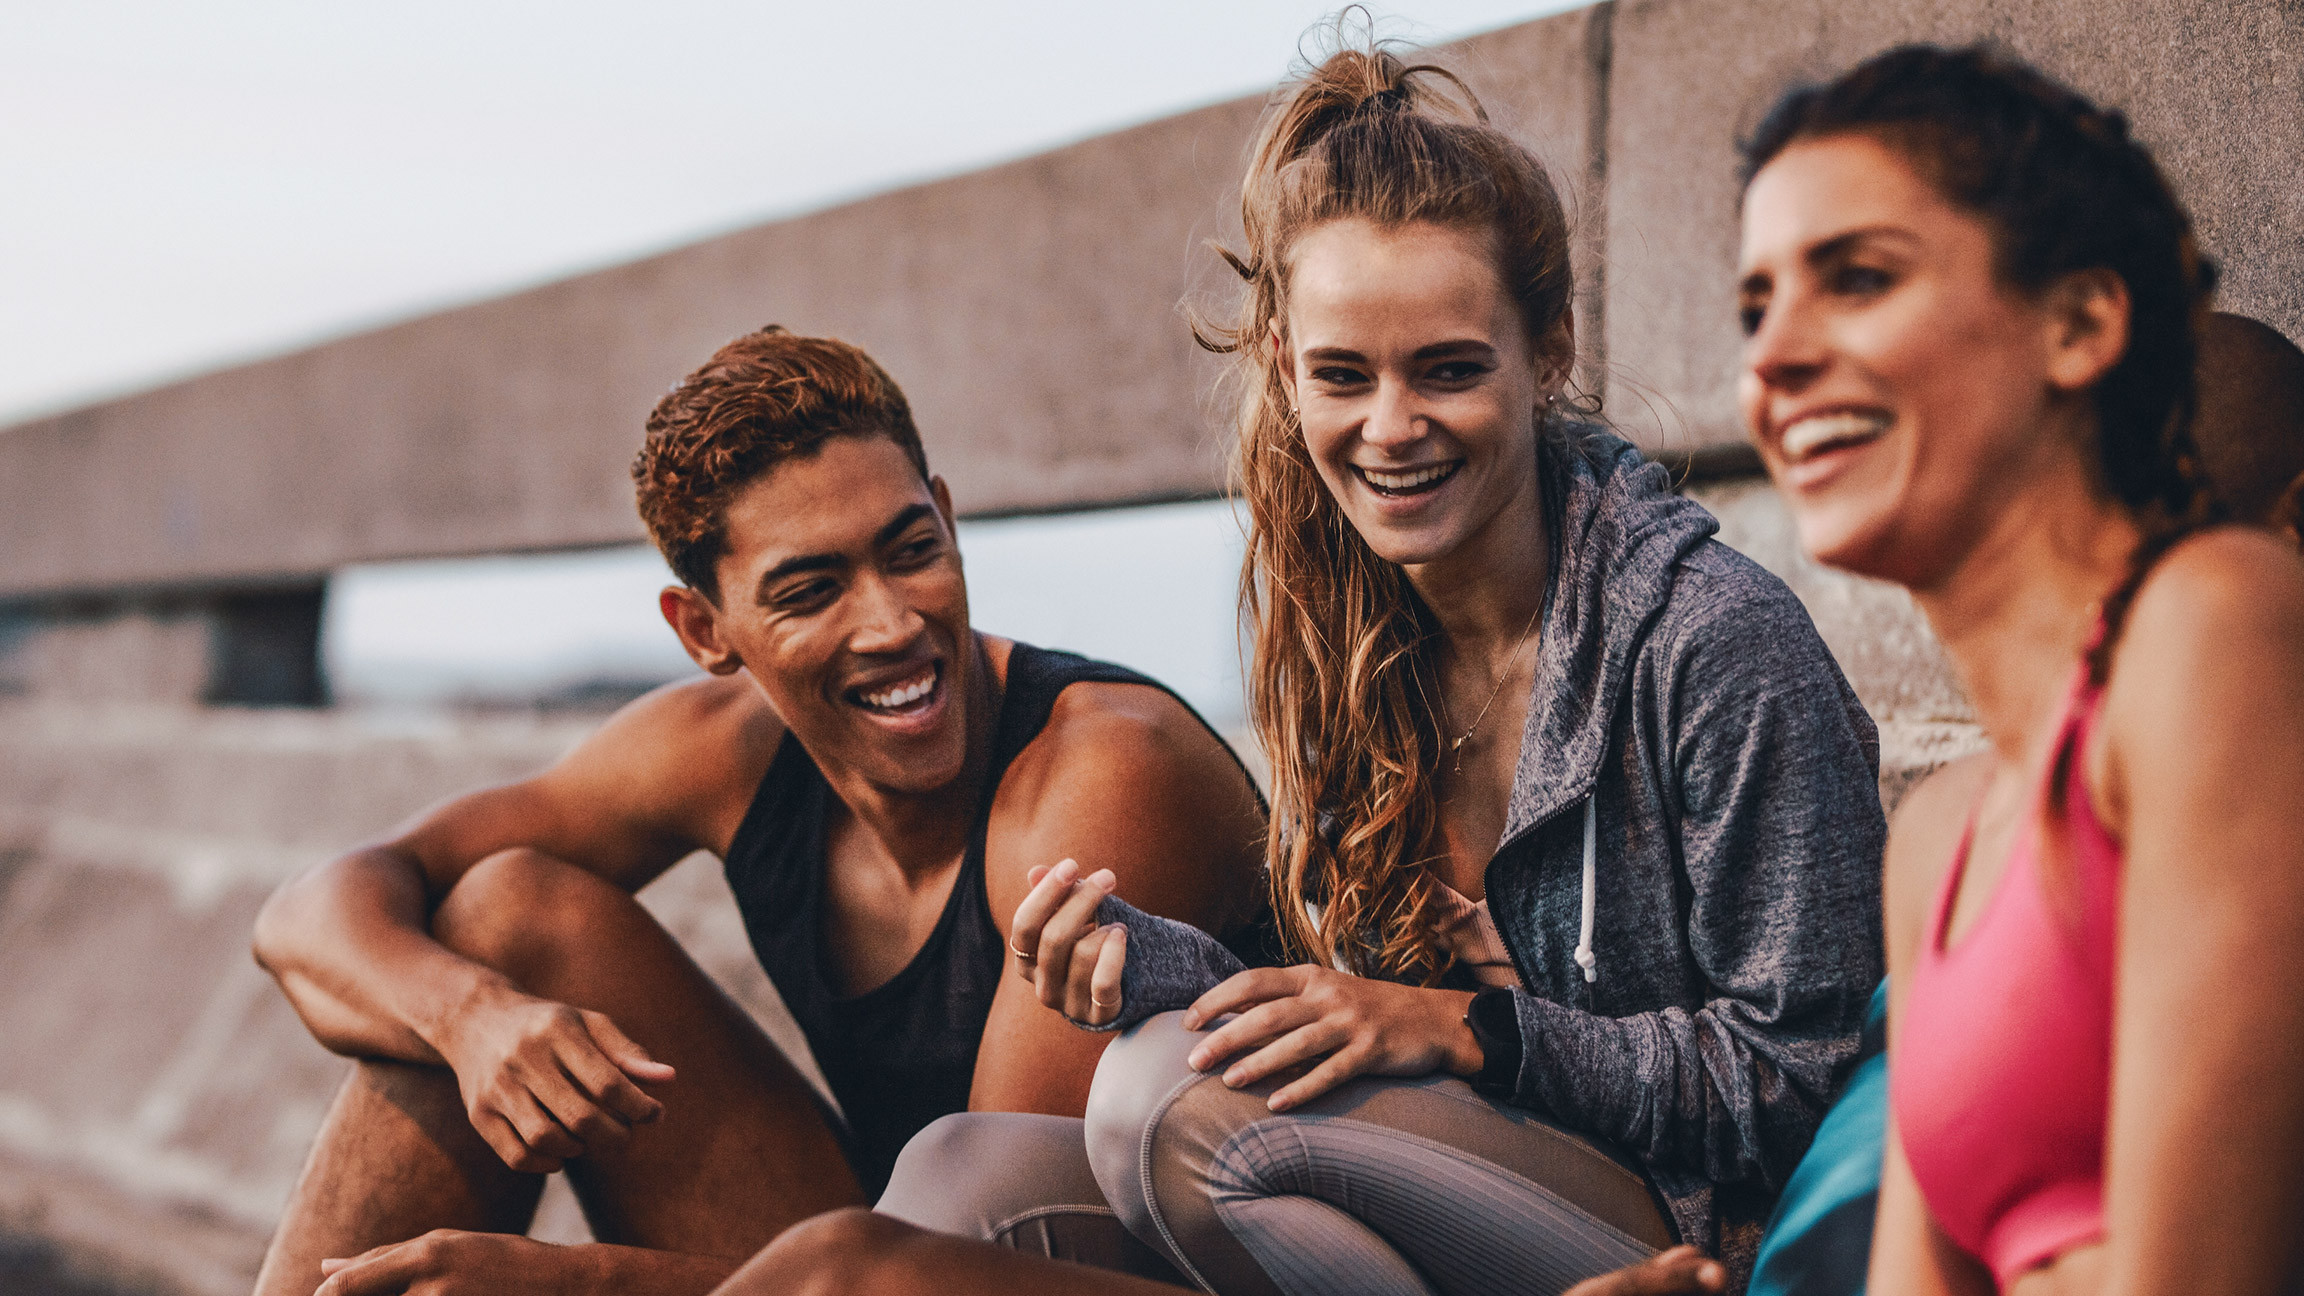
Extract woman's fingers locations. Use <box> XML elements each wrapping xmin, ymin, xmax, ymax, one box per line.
<box><xmin>1264</xmin><ymin>1039</ymin><xmax>1367</xmax><ymax>1111</ymax></box>
<box><xmin>1032</xmin><ymin>867</ymin><xmax>1115</xmax><ymax>1004</ymax></box>
<box><xmin>1184</xmin><ymin>966</ymin><xmax>1309</xmax><ymax>1032</ymax></box>
<box><xmin>1221</xmin><ymin>1018</ymin><xmax>1348</xmax><ymax>1089</ymax></box>
<box><xmin>1061</xmin><ymin>923</ymin><xmax>1128</xmax><ymax>1023</ymax></box>
<box><xmin>1087</xmin><ymin>924</ymin><xmax>1128</xmax><ymax>1026</ymax></box>
<box><xmin>1561</xmin><ymin>1246</ymin><xmax>1724</xmax><ymax>1296</ymax></box>
<box><xmin>1187</xmin><ymin>995</ymin><xmax>1313</xmax><ymax>1071</ymax></box>
<box><xmin>1008</xmin><ymin>858</ymin><xmax>1081</xmax><ymax>975</ymax></box>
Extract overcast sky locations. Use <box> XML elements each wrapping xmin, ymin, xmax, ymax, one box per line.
<box><xmin>9</xmin><ymin>1</ymin><xmax>1583</xmax><ymax>719</ymax></box>
<box><xmin>2</xmin><ymin>0</ymin><xmax>1577</xmax><ymax>426</ymax></box>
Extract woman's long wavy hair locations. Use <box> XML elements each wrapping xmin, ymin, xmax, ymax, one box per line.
<box><xmin>1199</xmin><ymin>41</ymin><xmax>1577</xmax><ymax>984</ymax></box>
<box><xmin>1743</xmin><ymin>45</ymin><xmax>2221</xmax><ymax>684</ymax></box>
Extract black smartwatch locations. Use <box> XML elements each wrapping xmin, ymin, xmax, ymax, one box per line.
<box><xmin>1462</xmin><ymin>986</ymin><xmax>1523</xmax><ymax>1099</ymax></box>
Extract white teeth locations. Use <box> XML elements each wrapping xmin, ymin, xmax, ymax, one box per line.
<box><xmin>1781</xmin><ymin>412</ymin><xmax>1890</xmax><ymax>462</ymax></box>
<box><xmin>1360</xmin><ymin>463</ymin><xmax>1456</xmax><ymax>491</ymax></box>
<box><xmin>860</xmin><ymin>669</ymin><xmax>936</xmax><ymax>710</ymax></box>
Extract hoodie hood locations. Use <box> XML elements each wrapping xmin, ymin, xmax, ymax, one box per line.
<box><xmin>1501</xmin><ymin>428</ymin><xmax>1720</xmax><ymax>843</ymax></box>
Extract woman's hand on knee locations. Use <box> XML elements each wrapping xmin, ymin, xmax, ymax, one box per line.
<box><xmin>1009</xmin><ymin>859</ymin><xmax>1129</xmax><ymax>1027</ymax></box>
<box><xmin>1180</xmin><ymin>966</ymin><xmax>1479</xmax><ymax>1111</ymax></box>
<box><xmin>1561</xmin><ymin>1247</ymin><xmax>1725</xmax><ymax>1296</ymax></box>
<box><xmin>435</xmin><ymin>986</ymin><xmax>675</xmax><ymax>1172</ymax></box>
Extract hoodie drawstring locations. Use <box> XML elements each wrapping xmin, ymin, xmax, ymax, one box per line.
<box><xmin>1574</xmin><ymin>795</ymin><xmax>1599</xmax><ymax>983</ymax></box>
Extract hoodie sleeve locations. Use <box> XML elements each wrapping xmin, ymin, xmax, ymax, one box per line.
<box><xmin>1500</xmin><ymin>563</ymin><xmax>1887</xmax><ymax>1191</ymax></box>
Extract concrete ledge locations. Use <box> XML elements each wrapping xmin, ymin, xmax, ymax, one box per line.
<box><xmin>0</xmin><ymin>10</ymin><xmax>1610</xmax><ymax>600</ymax></box>
<box><xmin>1603</xmin><ymin>0</ymin><xmax>2304</xmax><ymax>449</ymax></box>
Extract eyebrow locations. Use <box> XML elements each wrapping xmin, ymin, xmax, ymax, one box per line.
<box><xmin>1299</xmin><ymin>339</ymin><xmax>1498</xmax><ymax>364</ymax></box>
<box><xmin>1805</xmin><ymin>224</ymin><xmax>1922</xmax><ymax>267</ymax></box>
<box><xmin>751</xmin><ymin>502</ymin><xmax>939</xmax><ymax>605</ymax></box>
<box><xmin>1741</xmin><ymin>224</ymin><xmax>1922</xmax><ymax>297</ymax></box>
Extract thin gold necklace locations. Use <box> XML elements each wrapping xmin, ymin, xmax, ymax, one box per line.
<box><xmin>1446</xmin><ymin>598</ymin><xmax>1544</xmax><ymax>773</ymax></box>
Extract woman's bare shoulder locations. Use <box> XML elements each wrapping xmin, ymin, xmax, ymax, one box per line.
<box><xmin>1883</xmin><ymin>752</ymin><xmax>1992</xmax><ymax>963</ymax></box>
<box><xmin>2107</xmin><ymin>527</ymin><xmax>2304</xmax><ymax>733</ymax></box>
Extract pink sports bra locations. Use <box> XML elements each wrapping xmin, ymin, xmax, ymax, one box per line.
<box><xmin>1893</xmin><ymin>663</ymin><xmax>2122</xmax><ymax>1287</ymax></box>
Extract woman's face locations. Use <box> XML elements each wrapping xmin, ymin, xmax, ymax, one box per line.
<box><xmin>1737</xmin><ymin>132</ymin><xmax>2095</xmax><ymax>586</ymax></box>
<box><xmin>1281</xmin><ymin>218</ymin><xmax>1558</xmax><ymax>571</ymax></box>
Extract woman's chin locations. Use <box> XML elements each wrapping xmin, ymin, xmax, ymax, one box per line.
<box><xmin>1792</xmin><ymin>509</ymin><xmax>1905</xmax><ymax>583</ymax></box>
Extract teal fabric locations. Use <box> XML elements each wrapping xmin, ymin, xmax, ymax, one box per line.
<box><xmin>1748</xmin><ymin>979</ymin><xmax>1889</xmax><ymax>1296</ymax></box>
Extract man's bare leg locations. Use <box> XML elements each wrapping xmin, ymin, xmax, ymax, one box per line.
<box><xmin>254</xmin><ymin>849</ymin><xmax>863</xmax><ymax>1296</ymax></box>
<box><xmin>250</xmin><ymin>1057</ymin><xmax>547</xmax><ymax>1296</ymax></box>
<box><xmin>715</xmin><ymin>1210</ymin><xmax>1189</xmax><ymax>1296</ymax></box>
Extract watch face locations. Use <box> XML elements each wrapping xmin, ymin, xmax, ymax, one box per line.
<box><xmin>1466</xmin><ymin>988</ymin><xmax>1522</xmax><ymax>1096</ymax></box>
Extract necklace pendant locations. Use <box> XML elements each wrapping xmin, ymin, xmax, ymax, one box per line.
<box><xmin>1452</xmin><ymin>735</ymin><xmax>1467</xmax><ymax>753</ymax></box>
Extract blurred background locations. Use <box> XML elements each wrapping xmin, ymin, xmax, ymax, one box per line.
<box><xmin>4</xmin><ymin>0</ymin><xmax>1582</xmax><ymax>727</ymax></box>
<box><xmin>2</xmin><ymin>1</ymin><xmax>2297</xmax><ymax>1292</ymax></box>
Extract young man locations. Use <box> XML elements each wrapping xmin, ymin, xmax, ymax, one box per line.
<box><xmin>249</xmin><ymin>328</ymin><xmax>1268</xmax><ymax>1296</ymax></box>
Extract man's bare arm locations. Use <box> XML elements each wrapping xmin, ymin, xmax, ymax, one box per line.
<box><xmin>251</xmin><ymin>676</ymin><xmax>778</xmax><ymax>1168</ymax></box>
<box><xmin>970</xmin><ymin>682</ymin><xmax>1266</xmax><ymax>1115</ymax></box>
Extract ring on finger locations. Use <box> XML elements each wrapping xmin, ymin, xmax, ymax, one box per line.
<box><xmin>1091</xmin><ymin>992</ymin><xmax>1119</xmax><ymax>1009</ymax></box>
<box><xmin>1010</xmin><ymin>942</ymin><xmax>1035</xmax><ymax>960</ymax></box>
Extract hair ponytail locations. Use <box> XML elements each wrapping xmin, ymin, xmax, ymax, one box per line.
<box><xmin>1206</xmin><ymin>35</ymin><xmax>1577</xmax><ymax>983</ymax></box>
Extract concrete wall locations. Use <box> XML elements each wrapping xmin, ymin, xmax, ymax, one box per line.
<box><xmin>1602</xmin><ymin>0</ymin><xmax>2304</xmax><ymax>449</ymax></box>
<box><xmin>5</xmin><ymin>0</ymin><xmax>2296</xmax><ymax>601</ymax></box>
<box><xmin>0</xmin><ymin>703</ymin><xmax>815</xmax><ymax>1294</ymax></box>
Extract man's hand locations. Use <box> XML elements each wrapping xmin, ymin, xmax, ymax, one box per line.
<box><xmin>316</xmin><ymin>1232</ymin><xmax>568</xmax><ymax>1296</ymax></box>
<box><xmin>434</xmin><ymin>987</ymin><xmax>675</xmax><ymax>1172</ymax></box>
<box><xmin>1009</xmin><ymin>859</ymin><xmax>1129</xmax><ymax>1027</ymax></box>
<box><xmin>1181</xmin><ymin>965</ymin><xmax>1479</xmax><ymax>1111</ymax></box>
<box><xmin>1562</xmin><ymin>1246</ymin><xmax>1727</xmax><ymax>1296</ymax></box>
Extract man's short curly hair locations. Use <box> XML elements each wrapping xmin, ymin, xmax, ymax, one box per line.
<box><xmin>633</xmin><ymin>326</ymin><xmax>929</xmax><ymax>599</ymax></box>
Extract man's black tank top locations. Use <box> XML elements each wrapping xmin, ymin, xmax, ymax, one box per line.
<box><xmin>720</xmin><ymin>641</ymin><xmax>1261</xmax><ymax>1195</ymax></box>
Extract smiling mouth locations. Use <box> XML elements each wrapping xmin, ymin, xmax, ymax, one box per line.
<box><xmin>847</xmin><ymin>661</ymin><xmax>941</xmax><ymax>716</ymax></box>
<box><xmin>1355</xmin><ymin>462</ymin><xmax>1461</xmax><ymax>497</ymax></box>
<box><xmin>1780</xmin><ymin>412</ymin><xmax>1891</xmax><ymax>463</ymax></box>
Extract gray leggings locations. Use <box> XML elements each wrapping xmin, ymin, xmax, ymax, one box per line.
<box><xmin>880</xmin><ymin>1012</ymin><xmax>1673</xmax><ymax>1296</ymax></box>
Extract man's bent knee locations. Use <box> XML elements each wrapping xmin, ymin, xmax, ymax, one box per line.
<box><xmin>721</xmin><ymin>1208</ymin><xmax>919</xmax><ymax>1296</ymax></box>
<box><xmin>431</xmin><ymin>848</ymin><xmax>638</xmax><ymax>982</ymax></box>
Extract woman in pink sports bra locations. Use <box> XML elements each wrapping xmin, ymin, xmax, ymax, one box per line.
<box><xmin>1736</xmin><ymin>44</ymin><xmax>2304</xmax><ymax>1296</ymax></box>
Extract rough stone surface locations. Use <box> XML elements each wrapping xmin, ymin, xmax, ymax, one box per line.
<box><xmin>0</xmin><ymin>703</ymin><xmax>816</xmax><ymax>1292</ymax></box>
<box><xmin>1604</xmin><ymin>0</ymin><xmax>2304</xmax><ymax>449</ymax></box>
<box><xmin>0</xmin><ymin>607</ymin><xmax>215</xmax><ymax>707</ymax></box>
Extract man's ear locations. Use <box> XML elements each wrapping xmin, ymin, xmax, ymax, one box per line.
<box><xmin>2043</xmin><ymin>267</ymin><xmax>2131</xmax><ymax>395</ymax></box>
<box><xmin>930</xmin><ymin>475</ymin><xmax>957</xmax><ymax>538</ymax></box>
<box><xmin>661</xmin><ymin>585</ymin><xmax>744</xmax><ymax>676</ymax></box>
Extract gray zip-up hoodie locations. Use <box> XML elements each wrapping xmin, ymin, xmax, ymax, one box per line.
<box><xmin>1101</xmin><ymin>429</ymin><xmax>1885</xmax><ymax>1275</ymax></box>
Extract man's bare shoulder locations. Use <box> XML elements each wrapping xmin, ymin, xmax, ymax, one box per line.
<box><xmin>543</xmin><ymin>673</ymin><xmax>786</xmax><ymax>834</ymax></box>
<box><xmin>1016</xmin><ymin>679</ymin><xmax>1248</xmax><ymax>804</ymax></box>
<box><xmin>986</xmin><ymin>677</ymin><xmax>1264</xmax><ymax>930</ymax></box>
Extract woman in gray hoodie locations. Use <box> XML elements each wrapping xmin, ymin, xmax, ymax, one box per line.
<box><xmin>717</xmin><ymin>38</ymin><xmax>1887</xmax><ymax>1296</ymax></box>
<box><xmin>982</xmin><ymin>44</ymin><xmax>1886</xmax><ymax>1296</ymax></box>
